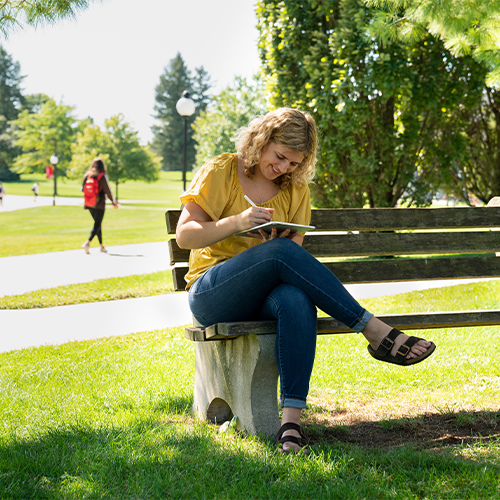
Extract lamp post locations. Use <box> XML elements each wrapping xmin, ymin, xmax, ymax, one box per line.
<box><xmin>176</xmin><ymin>90</ymin><xmax>195</xmax><ymax>191</ymax></box>
<box><xmin>50</xmin><ymin>154</ymin><xmax>58</xmax><ymax>206</ymax></box>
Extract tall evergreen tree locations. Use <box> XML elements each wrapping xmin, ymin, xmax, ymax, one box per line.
<box><xmin>151</xmin><ymin>53</ymin><xmax>211</xmax><ymax>171</ymax></box>
<box><xmin>0</xmin><ymin>45</ymin><xmax>24</xmax><ymax>181</ymax></box>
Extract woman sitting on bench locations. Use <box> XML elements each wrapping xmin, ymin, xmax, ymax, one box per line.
<box><xmin>175</xmin><ymin>107</ymin><xmax>436</xmax><ymax>454</ymax></box>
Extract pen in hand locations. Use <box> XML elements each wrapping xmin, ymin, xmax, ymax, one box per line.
<box><xmin>244</xmin><ymin>195</ymin><xmax>258</xmax><ymax>208</ymax></box>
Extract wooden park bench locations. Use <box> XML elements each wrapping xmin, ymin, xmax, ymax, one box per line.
<box><xmin>165</xmin><ymin>198</ymin><xmax>500</xmax><ymax>437</ymax></box>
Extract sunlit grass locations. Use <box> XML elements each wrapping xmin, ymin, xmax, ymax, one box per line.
<box><xmin>1</xmin><ymin>285</ymin><xmax>500</xmax><ymax>498</ymax></box>
<box><xmin>0</xmin><ymin>205</ymin><xmax>171</xmax><ymax>257</ymax></box>
<box><xmin>0</xmin><ymin>271</ymin><xmax>174</xmax><ymax>309</ymax></box>
<box><xmin>0</xmin><ymin>325</ymin><xmax>498</xmax><ymax>498</ymax></box>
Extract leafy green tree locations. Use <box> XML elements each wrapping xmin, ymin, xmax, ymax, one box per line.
<box><xmin>0</xmin><ymin>45</ymin><xmax>24</xmax><ymax>181</ymax></box>
<box><xmin>20</xmin><ymin>92</ymin><xmax>51</xmax><ymax>114</ymax></box>
<box><xmin>68</xmin><ymin>123</ymin><xmax>112</xmax><ymax>177</ymax></box>
<box><xmin>192</xmin><ymin>76</ymin><xmax>268</xmax><ymax>168</ymax></box>
<box><xmin>0</xmin><ymin>0</ymin><xmax>98</xmax><ymax>38</ymax></box>
<box><xmin>256</xmin><ymin>0</ymin><xmax>485</xmax><ymax>208</ymax></box>
<box><xmin>366</xmin><ymin>0</ymin><xmax>500</xmax><ymax>204</ymax></box>
<box><xmin>435</xmin><ymin>88</ymin><xmax>500</xmax><ymax>205</ymax></box>
<box><xmin>12</xmin><ymin>97</ymin><xmax>80</xmax><ymax>194</ymax></box>
<box><xmin>70</xmin><ymin>115</ymin><xmax>161</xmax><ymax>200</ymax></box>
<box><xmin>151</xmin><ymin>52</ymin><xmax>211</xmax><ymax>171</ymax></box>
<box><xmin>365</xmin><ymin>0</ymin><xmax>500</xmax><ymax>86</ymax></box>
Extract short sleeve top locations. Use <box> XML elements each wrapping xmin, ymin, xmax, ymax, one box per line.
<box><xmin>179</xmin><ymin>153</ymin><xmax>311</xmax><ymax>290</ymax></box>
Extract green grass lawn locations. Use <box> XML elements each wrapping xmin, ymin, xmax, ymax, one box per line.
<box><xmin>2</xmin><ymin>170</ymin><xmax>193</xmax><ymax>201</ymax></box>
<box><xmin>0</xmin><ymin>205</ymin><xmax>172</xmax><ymax>257</ymax></box>
<box><xmin>0</xmin><ymin>271</ymin><xmax>175</xmax><ymax>309</ymax></box>
<box><xmin>1</xmin><ymin>285</ymin><xmax>499</xmax><ymax>498</ymax></box>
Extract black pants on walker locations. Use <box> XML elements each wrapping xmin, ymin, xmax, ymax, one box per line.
<box><xmin>88</xmin><ymin>208</ymin><xmax>105</xmax><ymax>244</ymax></box>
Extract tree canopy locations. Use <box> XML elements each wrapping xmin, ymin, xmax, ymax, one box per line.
<box><xmin>192</xmin><ymin>76</ymin><xmax>268</xmax><ymax>168</ymax></box>
<box><xmin>0</xmin><ymin>0</ymin><xmax>98</xmax><ymax>38</ymax></box>
<box><xmin>257</xmin><ymin>0</ymin><xmax>486</xmax><ymax>208</ymax></box>
<box><xmin>12</xmin><ymin>97</ymin><xmax>80</xmax><ymax>172</ymax></box>
<box><xmin>365</xmin><ymin>0</ymin><xmax>500</xmax><ymax>86</ymax></box>
<box><xmin>151</xmin><ymin>52</ymin><xmax>211</xmax><ymax>171</ymax></box>
<box><xmin>70</xmin><ymin>115</ymin><xmax>161</xmax><ymax>200</ymax></box>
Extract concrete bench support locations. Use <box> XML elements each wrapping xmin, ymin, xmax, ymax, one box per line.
<box><xmin>193</xmin><ymin>334</ymin><xmax>281</xmax><ymax>437</ymax></box>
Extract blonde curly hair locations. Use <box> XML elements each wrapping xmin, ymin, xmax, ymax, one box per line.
<box><xmin>235</xmin><ymin>108</ymin><xmax>317</xmax><ymax>190</ymax></box>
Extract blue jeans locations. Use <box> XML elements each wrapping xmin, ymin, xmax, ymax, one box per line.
<box><xmin>188</xmin><ymin>238</ymin><xmax>373</xmax><ymax>409</ymax></box>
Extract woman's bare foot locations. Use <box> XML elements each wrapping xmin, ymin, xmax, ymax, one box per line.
<box><xmin>362</xmin><ymin>317</ymin><xmax>432</xmax><ymax>360</ymax></box>
<box><xmin>277</xmin><ymin>408</ymin><xmax>308</xmax><ymax>454</ymax></box>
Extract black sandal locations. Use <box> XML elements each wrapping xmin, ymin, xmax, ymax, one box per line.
<box><xmin>367</xmin><ymin>328</ymin><xmax>436</xmax><ymax>366</ymax></box>
<box><xmin>275</xmin><ymin>422</ymin><xmax>309</xmax><ymax>453</ymax></box>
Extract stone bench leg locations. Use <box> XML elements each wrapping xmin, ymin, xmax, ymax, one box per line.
<box><xmin>193</xmin><ymin>334</ymin><xmax>281</xmax><ymax>437</ymax></box>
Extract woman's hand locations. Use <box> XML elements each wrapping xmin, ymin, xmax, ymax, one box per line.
<box><xmin>246</xmin><ymin>227</ymin><xmax>291</xmax><ymax>242</ymax></box>
<box><xmin>239</xmin><ymin>206</ymin><xmax>274</xmax><ymax>231</ymax></box>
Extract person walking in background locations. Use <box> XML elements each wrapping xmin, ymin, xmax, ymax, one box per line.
<box><xmin>0</xmin><ymin>182</ymin><xmax>5</xmax><ymax>206</ymax></box>
<box><xmin>31</xmin><ymin>183</ymin><xmax>39</xmax><ymax>201</ymax></box>
<box><xmin>81</xmin><ymin>158</ymin><xmax>119</xmax><ymax>254</ymax></box>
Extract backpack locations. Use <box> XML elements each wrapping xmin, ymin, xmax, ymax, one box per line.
<box><xmin>83</xmin><ymin>173</ymin><xmax>104</xmax><ymax>207</ymax></box>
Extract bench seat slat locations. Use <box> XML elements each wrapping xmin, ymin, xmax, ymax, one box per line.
<box><xmin>185</xmin><ymin>310</ymin><xmax>500</xmax><ymax>340</ymax></box>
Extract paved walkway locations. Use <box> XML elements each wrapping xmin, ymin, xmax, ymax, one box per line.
<box><xmin>0</xmin><ymin>194</ymin><xmax>162</xmax><ymax>212</ymax></box>
<box><xmin>1</xmin><ymin>194</ymin><xmax>495</xmax><ymax>353</ymax></box>
<box><xmin>1</xmin><ymin>240</ymin><xmax>494</xmax><ymax>354</ymax></box>
<box><xmin>0</xmin><ymin>242</ymin><xmax>193</xmax><ymax>353</ymax></box>
<box><xmin>0</xmin><ymin>242</ymin><xmax>172</xmax><ymax>296</ymax></box>
<box><xmin>1</xmin><ymin>194</ymin><xmax>88</xmax><ymax>211</ymax></box>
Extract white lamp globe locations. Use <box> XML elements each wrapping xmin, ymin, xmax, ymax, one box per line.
<box><xmin>176</xmin><ymin>91</ymin><xmax>196</xmax><ymax>117</ymax></box>
<box><xmin>50</xmin><ymin>154</ymin><xmax>59</xmax><ymax>165</ymax></box>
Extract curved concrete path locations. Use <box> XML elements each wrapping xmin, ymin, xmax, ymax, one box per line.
<box><xmin>1</xmin><ymin>196</ymin><xmax>496</xmax><ymax>353</ymax></box>
<box><xmin>1</xmin><ymin>241</ymin><xmax>494</xmax><ymax>353</ymax></box>
<box><xmin>0</xmin><ymin>194</ymin><xmax>162</xmax><ymax>212</ymax></box>
<box><xmin>0</xmin><ymin>241</ymin><xmax>193</xmax><ymax>353</ymax></box>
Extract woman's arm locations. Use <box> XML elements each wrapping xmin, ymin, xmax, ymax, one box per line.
<box><xmin>176</xmin><ymin>201</ymin><xmax>274</xmax><ymax>249</ymax></box>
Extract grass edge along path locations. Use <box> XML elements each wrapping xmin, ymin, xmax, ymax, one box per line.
<box><xmin>0</xmin><ymin>271</ymin><xmax>175</xmax><ymax>309</ymax></box>
<box><xmin>0</xmin><ymin>319</ymin><xmax>499</xmax><ymax>499</ymax></box>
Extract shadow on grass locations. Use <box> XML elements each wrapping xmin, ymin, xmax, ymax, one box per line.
<box><xmin>2</xmin><ymin>408</ymin><xmax>500</xmax><ymax>498</ymax></box>
<box><xmin>305</xmin><ymin>408</ymin><xmax>500</xmax><ymax>450</ymax></box>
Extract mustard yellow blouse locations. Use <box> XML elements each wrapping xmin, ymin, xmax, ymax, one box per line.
<box><xmin>179</xmin><ymin>153</ymin><xmax>311</xmax><ymax>290</ymax></box>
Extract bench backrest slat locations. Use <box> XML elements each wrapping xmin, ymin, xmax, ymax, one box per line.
<box><xmin>166</xmin><ymin>206</ymin><xmax>500</xmax><ymax>292</ymax></box>
<box><xmin>304</xmin><ymin>231</ymin><xmax>500</xmax><ymax>257</ymax></box>
<box><xmin>311</xmin><ymin>206</ymin><xmax>500</xmax><ymax>231</ymax></box>
<box><xmin>325</xmin><ymin>255</ymin><xmax>500</xmax><ymax>283</ymax></box>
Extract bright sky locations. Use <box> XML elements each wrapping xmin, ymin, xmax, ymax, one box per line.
<box><xmin>2</xmin><ymin>0</ymin><xmax>261</xmax><ymax>145</ymax></box>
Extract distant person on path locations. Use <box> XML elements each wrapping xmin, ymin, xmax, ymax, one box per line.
<box><xmin>31</xmin><ymin>183</ymin><xmax>39</xmax><ymax>201</ymax></box>
<box><xmin>176</xmin><ymin>107</ymin><xmax>436</xmax><ymax>454</ymax></box>
<box><xmin>81</xmin><ymin>158</ymin><xmax>118</xmax><ymax>254</ymax></box>
<box><xmin>0</xmin><ymin>181</ymin><xmax>5</xmax><ymax>206</ymax></box>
